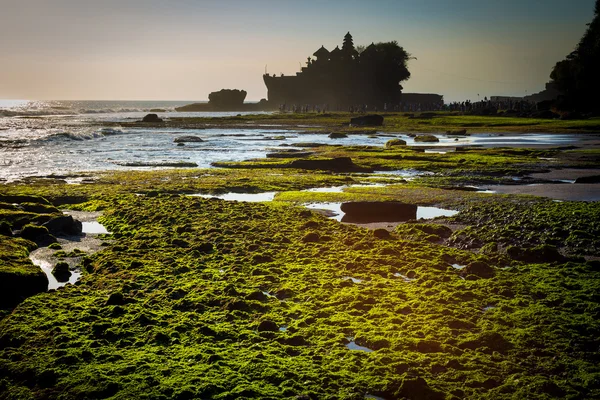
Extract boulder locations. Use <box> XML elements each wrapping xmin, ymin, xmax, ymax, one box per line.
<box><xmin>373</xmin><ymin>229</ymin><xmax>391</xmax><ymax>239</ymax></box>
<box><xmin>52</xmin><ymin>262</ymin><xmax>71</xmax><ymax>282</ymax></box>
<box><xmin>43</xmin><ymin>215</ymin><xmax>82</xmax><ymax>236</ymax></box>
<box><xmin>575</xmin><ymin>175</ymin><xmax>600</xmax><ymax>184</ymax></box>
<box><xmin>414</xmin><ymin>134</ymin><xmax>440</xmax><ymax>143</ymax></box>
<box><xmin>174</xmin><ymin>136</ymin><xmax>204</xmax><ymax>143</ymax></box>
<box><xmin>462</xmin><ymin>261</ymin><xmax>495</xmax><ymax>279</ymax></box>
<box><xmin>446</xmin><ymin>129</ymin><xmax>468</xmax><ymax>135</ymax></box>
<box><xmin>341</xmin><ymin>201</ymin><xmax>417</xmax><ymax>223</ymax></box>
<box><xmin>506</xmin><ymin>244</ymin><xmax>566</xmax><ymax>263</ymax></box>
<box><xmin>20</xmin><ymin>224</ymin><xmax>49</xmax><ymax>241</ymax></box>
<box><xmin>350</xmin><ymin>114</ymin><xmax>384</xmax><ymax>126</ymax></box>
<box><xmin>385</xmin><ymin>139</ymin><xmax>407</xmax><ymax>148</ymax></box>
<box><xmin>328</xmin><ymin>132</ymin><xmax>348</xmax><ymax>139</ymax></box>
<box><xmin>288</xmin><ymin>157</ymin><xmax>370</xmax><ymax>173</ymax></box>
<box><xmin>302</xmin><ymin>233</ymin><xmax>320</xmax><ymax>243</ymax></box>
<box><xmin>257</xmin><ymin>320</ymin><xmax>279</xmax><ymax>332</ymax></box>
<box><xmin>142</xmin><ymin>114</ymin><xmax>163</xmax><ymax>123</ymax></box>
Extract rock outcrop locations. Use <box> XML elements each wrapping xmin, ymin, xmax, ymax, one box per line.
<box><xmin>341</xmin><ymin>201</ymin><xmax>417</xmax><ymax>223</ymax></box>
<box><xmin>208</xmin><ymin>89</ymin><xmax>247</xmax><ymax>108</ymax></box>
<box><xmin>350</xmin><ymin>114</ymin><xmax>384</xmax><ymax>126</ymax></box>
<box><xmin>142</xmin><ymin>114</ymin><xmax>163</xmax><ymax>123</ymax></box>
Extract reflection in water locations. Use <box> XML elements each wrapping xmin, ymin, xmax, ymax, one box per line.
<box><xmin>30</xmin><ymin>255</ymin><xmax>81</xmax><ymax>290</ymax></box>
<box><xmin>82</xmin><ymin>221</ymin><xmax>110</xmax><ymax>234</ymax></box>
<box><xmin>346</xmin><ymin>340</ymin><xmax>374</xmax><ymax>352</ymax></box>
<box><xmin>189</xmin><ymin>192</ymin><xmax>277</xmax><ymax>202</ymax></box>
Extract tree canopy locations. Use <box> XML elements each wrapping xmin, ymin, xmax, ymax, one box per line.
<box><xmin>550</xmin><ymin>0</ymin><xmax>600</xmax><ymax>112</ymax></box>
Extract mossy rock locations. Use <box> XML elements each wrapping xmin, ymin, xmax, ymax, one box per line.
<box><xmin>385</xmin><ymin>138</ymin><xmax>407</xmax><ymax>148</ymax></box>
<box><xmin>0</xmin><ymin>236</ymin><xmax>47</xmax><ymax>306</ymax></box>
<box><xmin>414</xmin><ymin>134</ymin><xmax>440</xmax><ymax>143</ymax></box>
<box><xmin>20</xmin><ymin>224</ymin><xmax>49</xmax><ymax>241</ymax></box>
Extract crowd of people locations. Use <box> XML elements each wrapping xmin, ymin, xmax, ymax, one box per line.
<box><xmin>277</xmin><ymin>97</ymin><xmax>539</xmax><ymax>114</ymax></box>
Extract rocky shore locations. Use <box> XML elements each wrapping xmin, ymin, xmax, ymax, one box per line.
<box><xmin>1</xmin><ymin>113</ymin><xmax>599</xmax><ymax>399</ymax></box>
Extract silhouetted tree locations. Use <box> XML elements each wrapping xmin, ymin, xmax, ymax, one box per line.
<box><xmin>550</xmin><ymin>0</ymin><xmax>600</xmax><ymax>112</ymax></box>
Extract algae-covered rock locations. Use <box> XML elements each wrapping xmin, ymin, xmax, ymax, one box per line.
<box><xmin>462</xmin><ymin>261</ymin><xmax>495</xmax><ymax>279</ymax></box>
<box><xmin>257</xmin><ymin>320</ymin><xmax>279</xmax><ymax>332</ymax></box>
<box><xmin>506</xmin><ymin>244</ymin><xmax>567</xmax><ymax>263</ymax></box>
<box><xmin>42</xmin><ymin>215</ymin><xmax>82</xmax><ymax>236</ymax></box>
<box><xmin>0</xmin><ymin>236</ymin><xmax>47</xmax><ymax>307</ymax></box>
<box><xmin>141</xmin><ymin>113</ymin><xmax>163</xmax><ymax>123</ymax></box>
<box><xmin>414</xmin><ymin>134</ymin><xmax>440</xmax><ymax>143</ymax></box>
<box><xmin>20</xmin><ymin>224</ymin><xmax>49</xmax><ymax>241</ymax></box>
<box><xmin>373</xmin><ymin>228</ymin><xmax>391</xmax><ymax>239</ymax></box>
<box><xmin>328</xmin><ymin>132</ymin><xmax>348</xmax><ymax>139</ymax></box>
<box><xmin>289</xmin><ymin>157</ymin><xmax>370</xmax><ymax>172</ymax></box>
<box><xmin>0</xmin><ymin>221</ymin><xmax>12</xmax><ymax>237</ymax></box>
<box><xmin>174</xmin><ymin>136</ymin><xmax>204</xmax><ymax>143</ymax></box>
<box><xmin>302</xmin><ymin>232</ymin><xmax>320</xmax><ymax>243</ymax></box>
<box><xmin>385</xmin><ymin>138</ymin><xmax>407</xmax><ymax>148</ymax></box>
<box><xmin>350</xmin><ymin>114</ymin><xmax>384</xmax><ymax>126</ymax></box>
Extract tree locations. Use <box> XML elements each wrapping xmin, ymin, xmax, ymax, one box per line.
<box><xmin>550</xmin><ymin>0</ymin><xmax>600</xmax><ymax>112</ymax></box>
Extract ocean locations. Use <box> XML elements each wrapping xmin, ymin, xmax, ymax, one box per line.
<box><xmin>0</xmin><ymin>100</ymin><xmax>592</xmax><ymax>183</ymax></box>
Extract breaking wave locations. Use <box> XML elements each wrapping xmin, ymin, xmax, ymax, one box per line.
<box><xmin>0</xmin><ymin>107</ymin><xmax>178</xmax><ymax>117</ymax></box>
<box><xmin>38</xmin><ymin>128</ymin><xmax>125</xmax><ymax>142</ymax></box>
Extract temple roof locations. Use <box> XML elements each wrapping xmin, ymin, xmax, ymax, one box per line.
<box><xmin>313</xmin><ymin>45</ymin><xmax>330</xmax><ymax>59</ymax></box>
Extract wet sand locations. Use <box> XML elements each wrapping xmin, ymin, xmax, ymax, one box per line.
<box><xmin>483</xmin><ymin>183</ymin><xmax>600</xmax><ymax>201</ymax></box>
<box><xmin>528</xmin><ymin>168</ymin><xmax>600</xmax><ymax>181</ymax></box>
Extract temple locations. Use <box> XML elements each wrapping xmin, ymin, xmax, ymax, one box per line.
<box><xmin>263</xmin><ymin>33</ymin><xmax>443</xmax><ymax>109</ymax></box>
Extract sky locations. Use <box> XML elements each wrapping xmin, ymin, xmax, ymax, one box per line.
<box><xmin>0</xmin><ymin>0</ymin><xmax>596</xmax><ymax>103</ymax></box>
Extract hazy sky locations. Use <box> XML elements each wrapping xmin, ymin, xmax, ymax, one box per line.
<box><xmin>0</xmin><ymin>0</ymin><xmax>596</xmax><ymax>102</ymax></box>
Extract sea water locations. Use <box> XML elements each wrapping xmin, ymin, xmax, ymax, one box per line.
<box><xmin>1</xmin><ymin>100</ymin><xmax>596</xmax><ymax>182</ymax></box>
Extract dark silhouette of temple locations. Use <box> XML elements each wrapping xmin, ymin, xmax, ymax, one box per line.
<box><xmin>264</xmin><ymin>33</ymin><xmax>429</xmax><ymax>109</ymax></box>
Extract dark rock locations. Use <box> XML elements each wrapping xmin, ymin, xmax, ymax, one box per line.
<box><xmin>266</xmin><ymin>151</ymin><xmax>314</xmax><ymax>158</ymax></box>
<box><xmin>142</xmin><ymin>113</ymin><xmax>163</xmax><ymax>123</ymax></box>
<box><xmin>462</xmin><ymin>261</ymin><xmax>495</xmax><ymax>279</ymax></box>
<box><xmin>0</xmin><ymin>195</ymin><xmax>51</xmax><ymax>205</ymax></box>
<box><xmin>21</xmin><ymin>202</ymin><xmax>60</xmax><ymax>214</ymax></box>
<box><xmin>446</xmin><ymin>129</ymin><xmax>468</xmax><ymax>135</ymax></box>
<box><xmin>106</xmin><ymin>292</ymin><xmax>126</xmax><ymax>306</ymax></box>
<box><xmin>575</xmin><ymin>175</ymin><xmax>600</xmax><ymax>183</ymax></box>
<box><xmin>302</xmin><ymin>233</ymin><xmax>320</xmax><ymax>243</ymax></box>
<box><xmin>257</xmin><ymin>320</ymin><xmax>279</xmax><ymax>332</ymax></box>
<box><xmin>350</xmin><ymin>114</ymin><xmax>384</xmax><ymax>126</ymax></box>
<box><xmin>20</xmin><ymin>224</ymin><xmax>49</xmax><ymax>241</ymax></box>
<box><xmin>397</xmin><ymin>377</ymin><xmax>444</xmax><ymax>400</ymax></box>
<box><xmin>506</xmin><ymin>244</ymin><xmax>566</xmax><ymax>263</ymax></box>
<box><xmin>42</xmin><ymin>215</ymin><xmax>82</xmax><ymax>236</ymax></box>
<box><xmin>373</xmin><ymin>229</ymin><xmax>391</xmax><ymax>239</ymax></box>
<box><xmin>328</xmin><ymin>132</ymin><xmax>348</xmax><ymax>139</ymax></box>
<box><xmin>288</xmin><ymin>157</ymin><xmax>370</xmax><ymax>173</ymax></box>
<box><xmin>0</xmin><ymin>221</ymin><xmax>12</xmax><ymax>236</ymax></box>
<box><xmin>174</xmin><ymin>136</ymin><xmax>204</xmax><ymax>143</ymax></box>
<box><xmin>414</xmin><ymin>134</ymin><xmax>440</xmax><ymax>143</ymax></box>
<box><xmin>385</xmin><ymin>138</ymin><xmax>407</xmax><ymax>147</ymax></box>
<box><xmin>341</xmin><ymin>201</ymin><xmax>417</xmax><ymax>223</ymax></box>
<box><xmin>246</xmin><ymin>291</ymin><xmax>268</xmax><ymax>301</ymax></box>
<box><xmin>459</xmin><ymin>331</ymin><xmax>512</xmax><ymax>353</ymax></box>
<box><xmin>416</xmin><ymin>340</ymin><xmax>442</xmax><ymax>353</ymax></box>
<box><xmin>52</xmin><ymin>262</ymin><xmax>71</xmax><ymax>282</ymax></box>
